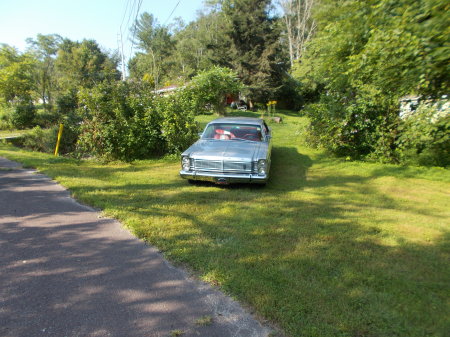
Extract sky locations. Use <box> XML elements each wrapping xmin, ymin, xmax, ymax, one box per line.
<box><xmin>0</xmin><ymin>0</ymin><xmax>206</xmax><ymax>57</ymax></box>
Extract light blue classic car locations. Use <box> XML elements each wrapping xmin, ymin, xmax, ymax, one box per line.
<box><xmin>180</xmin><ymin>117</ymin><xmax>272</xmax><ymax>184</ymax></box>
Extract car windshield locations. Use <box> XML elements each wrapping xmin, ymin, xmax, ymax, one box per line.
<box><xmin>202</xmin><ymin>123</ymin><xmax>263</xmax><ymax>142</ymax></box>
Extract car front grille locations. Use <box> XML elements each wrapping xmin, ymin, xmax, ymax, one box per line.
<box><xmin>195</xmin><ymin>159</ymin><xmax>222</xmax><ymax>171</ymax></box>
<box><xmin>194</xmin><ymin>159</ymin><xmax>253</xmax><ymax>173</ymax></box>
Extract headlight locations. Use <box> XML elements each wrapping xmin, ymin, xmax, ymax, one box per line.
<box><xmin>182</xmin><ymin>156</ymin><xmax>190</xmax><ymax>171</ymax></box>
<box><xmin>257</xmin><ymin>159</ymin><xmax>267</xmax><ymax>175</ymax></box>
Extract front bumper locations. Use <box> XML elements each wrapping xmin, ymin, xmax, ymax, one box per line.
<box><xmin>180</xmin><ymin>170</ymin><xmax>268</xmax><ymax>184</ymax></box>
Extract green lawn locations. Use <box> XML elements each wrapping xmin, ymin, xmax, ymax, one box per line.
<box><xmin>0</xmin><ymin>129</ymin><xmax>32</xmax><ymax>138</ymax></box>
<box><xmin>1</xmin><ymin>111</ymin><xmax>449</xmax><ymax>337</ymax></box>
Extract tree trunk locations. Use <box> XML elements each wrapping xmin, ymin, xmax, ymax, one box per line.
<box><xmin>279</xmin><ymin>0</ymin><xmax>317</xmax><ymax>63</ymax></box>
<box><xmin>216</xmin><ymin>102</ymin><xmax>226</xmax><ymax>116</ymax></box>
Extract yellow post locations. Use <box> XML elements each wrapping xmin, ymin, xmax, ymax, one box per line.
<box><xmin>54</xmin><ymin>123</ymin><xmax>64</xmax><ymax>156</ymax></box>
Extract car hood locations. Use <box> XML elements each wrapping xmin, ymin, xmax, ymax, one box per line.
<box><xmin>183</xmin><ymin>139</ymin><xmax>267</xmax><ymax>162</ymax></box>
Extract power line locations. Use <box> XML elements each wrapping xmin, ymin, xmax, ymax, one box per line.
<box><xmin>120</xmin><ymin>0</ymin><xmax>132</xmax><ymax>33</ymax></box>
<box><xmin>119</xmin><ymin>0</ymin><xmax>179</xmax><ymax>80</ymax></box>
<box><xmin>122</xmin><ymin>0</ymin><xmax>137</xmax><ymax>51</ymax></box>
<box><xmin>125</xmin><ymin>0</ymin><xmax>138</xmax><ymax>42</ymax></box>
<box><xmin>118</xmin><ymin>0</ymin><xmax>139</xmax><ymax>80</ymax></box>
<box><xmin>129</xmin><ymin>0</ymin><xmax>143</xmax><ymax>58</ymax></box>
<box><xmin>163</xmin><ymin>0</ymin><xmax>181</xmax><ymax>26</ymax></box>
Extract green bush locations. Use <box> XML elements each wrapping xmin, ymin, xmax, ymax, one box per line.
<box><xmin>395</xmin><ymin>104</ymin><xmax>450</xmax><ymax>167</ymax></box>
<box><xmin>294</xmin><ymin>0</ymin><xmax>448</xmax><ymax>166</ymax></box>
<box><xmin>275</xmin><ymin>75</ymin><xmax>305</xmax><ymax>111</ymax></box>
<box><xmin>157</xmin><ymin>89</ymin><xmax>199</xmax><ymax>154</ymax></box>
<box><xmin>19</xmin><ymin>126</ymin><xmax>55</xmax><ymax>152</ymax></box>
<box><xmin>76</xmin><ymin>81</ymin><xmax>198</xmax><ymax>161</ymax></box>
<box><xmin>304</xmin><ymin>92</ymin><xmax>399</xmax><ymax>159</ymax></box>
<box><xmin>59</xmin><ymin>114</ymin><xmax>81</xmax><ymax>154</ymax></box>
<box><xmin>188</xmin><ymin>66</ymin><xmax>243</xmax><ymax>115</ymax></box>
<box><xmin>56</xmin><ymin>89</ymin><xmax>78</xmax><ymax>116</ymax></box>
<box><xmin>34</xmin><ymin>109</ymin><xmax>59</xmax><ymax>128</ymax></box>
<box><xmin>1</xmin><ymin>101</ymin><xmax>38</xmax><ymax>130</ymax></box>
<box><xmin>0</xmin><ymin>104</ymin><xmax>14</xmax><ymax>129</ymax></box>
<box><xmin>76</xmin><ymin>81</ymin><xmax>152</xmax><ymax>161</ymax></box>
<box><xmin>32</xmin><ymin>90</ymin><xmax>79</xmax><ymax>129</ymax></box>
<box><xmin>10</xmin><ymin>101</ymin><xmax>36</xmax><ymax>129</ymax></box>
<box><xmin>253</xmin><ymin>103</ymin><xmax>266</xmax><ymax>112</ymax></box>
<box><xmin>17</xmin><ymin>119</ymin><xmax>79</xmax><ymax>155</ymax></box>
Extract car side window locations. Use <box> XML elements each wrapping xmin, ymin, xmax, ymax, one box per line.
<box><xmin>202</xmin><ymin>125</ymin><xmax>215</xmax><ymax>138</ymax></box>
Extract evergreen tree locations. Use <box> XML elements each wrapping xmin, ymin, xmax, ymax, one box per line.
<box><xmin>222</xmin><ymin>0</ymin><xmax>284</xmax><ymax>105</ymax></box>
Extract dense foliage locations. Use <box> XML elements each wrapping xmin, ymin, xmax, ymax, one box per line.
<box><xmin>0</xmin><ymin>45</ymin><xmax>36</xmax><ymax>129</ymax></box>
<box><xmin>395</xmin><ymin>103</ymin><xmax>450</xmax><ymax>167</ymax></box>
<box><xmin>222</xmin><ymin>0</ymin><xmax>285</xmax><ymax>104</ymax></box>
<box><xmin>77</xmin><ymin>81</ymin><xmax>198</xmax><ymax>161</ymax></box>
<box><xmin>128</xmin><ymin>0</ymin><xmax>288</xmax><ymax>106</ymax></box>
<box><xmin>0</xmin><ymin>38</ymin><xmax>119</xmax><ymax>129</ymax></box>
<box><xmin>294</xmin><ymin>0</ymin><xmax>449</xmax><ymax>165</ymax></box>
<box><xmin>1</xmin><ymin>0</ymin><xmax>448</xmax><ymax>166</ymax></box>
<box><xmin>187</xmin><ymin>66</ymin><xmax>243</xmax><ymax>115</ymax></box>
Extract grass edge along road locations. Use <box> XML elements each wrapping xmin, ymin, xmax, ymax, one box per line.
<box><xmin>0</xmin><ymin>129</ymin><xmax>32</xmax><ymax>139</ymax></box>
<box><xmin>1</xmin><ymin>111</ymin><xmax>449</xmax><ymax>337</ymax></box>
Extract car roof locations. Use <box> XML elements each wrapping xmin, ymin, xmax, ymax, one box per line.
<box><xmin>208</xmin><ymin>117</ymin><xmax>264</xmax><ymax>125</ymax></box>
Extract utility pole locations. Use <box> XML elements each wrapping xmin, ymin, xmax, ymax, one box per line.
<box><xmin>119</xmin><ymin>31</ymin><xmax>127</xmax><ymax>81</ymax></box>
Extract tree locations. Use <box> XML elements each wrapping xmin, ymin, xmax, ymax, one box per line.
<box><xmin>55</xmin><ymin>39</ymin><xmax>119</xmax><ymax>90</ymax></box>
<box><xmin>278</xmin><ymin>0</ymin><xmax>317</xmax><ymax>67</ymax></box>
<box><xmin>188</xmin><ymin>66</ymin><xmax>243</xmax><ymax>115</ymax></box>
<box><xmin>26</xmin><ymin>34</ymin><xmax>62</xmax><ymax>110</ymax></box>
<box><xmin>294</xmin><ymin>0</ymin><xmax>450</xmax><ymax>162</ymax></box>
<box><xmin>77</xmin><ymin>81</ymin><xmax>198</xmax><ymax>160</ymax></box>
<box><xmin>129</xmin><ymin>12</ymin><xmax>174</xmax><ymax>88</ymax></box>
<box><xmin>0</xmin><ymin>45</ymin><xmax>37</xmax><ymax>129</ymax></box>
<box><xmin>168</xmin><ymin>12</ymin><xmax>229</xmax><ymax>81</ymax></box>
<box><xmin>222</xmin><ymin>0</ymin><xmax>284</xmax><ymax>105</ymax></box>
<box><xmin>169</xmin><ymin>19</ymin><xmax>201</xmax><ymax>80</ymax></box>
<box><xmin>190</xmin><ymin>4</ymin><xmax>233</xmax><ymax>69</ymax></box>
<box><xmin>0</xmin><ymin>44</ymin><xmax>35</xmax><ymax>104</ymax></box>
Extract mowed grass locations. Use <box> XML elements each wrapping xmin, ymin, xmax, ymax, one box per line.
<box><xmin>1</xmin><ymin>110</ymin><xmax>449</xmax><ymax>337</ymax></box>
<box><xmin>0</xmin><ymin>129</ymin><xmax>32</xmax><ymax>138</ymax></box>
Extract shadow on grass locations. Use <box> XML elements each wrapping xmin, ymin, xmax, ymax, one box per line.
<box><xmin>135</xmin><ymin>181</ymin><xmax>448</xmax><ymax>337</ymax></box>
<box><xmin>368</xmin><ymin>165</ymin><xmax>450</xmax><ymax>182</ymax></box>
<box><xmin>117</xmin><ymin>175</ymin><xmax>449</xmax><ymax>336</ymax></box>
<box><xmin>185</xmin><ymin>146</ymin><xmax>313</xmax><ymax>192</ymax></box>
<box><xmin>1</xmin><ymin>144</ymin><xmax>449</xmax><ymax>337</ymax></box>
<box><xmin>53</xmin><ymin>152</ymin><xmax>447</xmax><ymax>336</ymax></box>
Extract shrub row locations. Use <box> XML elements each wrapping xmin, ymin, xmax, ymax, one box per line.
<box><xmin>11</xmin><ymin>81</ymin><xmax>199</xmax><ymax>161</ymax></box>
<box><xmin>76</xmin><ymin>81</ymin><xmax>198</xmax><ymax>161</ymax></box>
<box><xmin>305</xmin><ymin>98</ymin><xmax>449</xmax><ymax>167</ymax></box>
